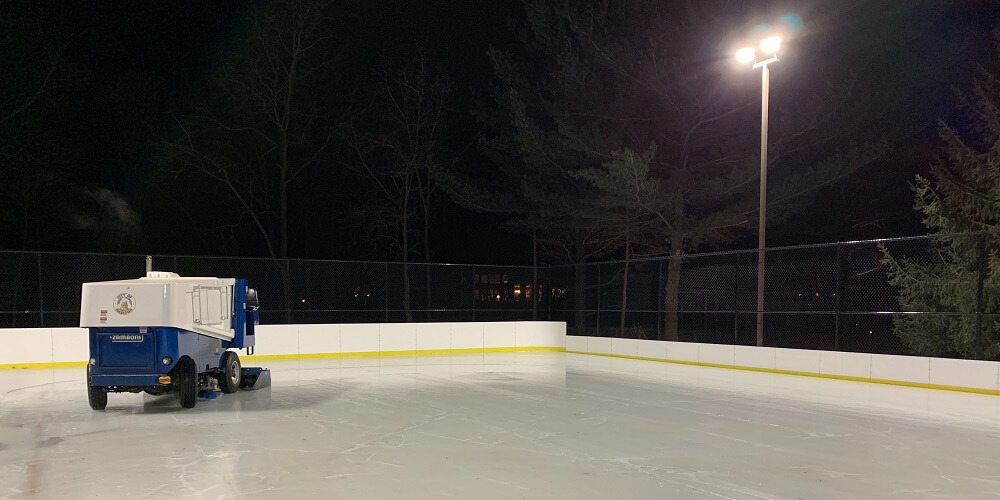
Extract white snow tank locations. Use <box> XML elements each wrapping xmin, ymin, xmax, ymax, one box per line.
<box><xmin>80</xmin><ymin>272</ymin><xmax>237</xmax><ymax>341</ymax></box>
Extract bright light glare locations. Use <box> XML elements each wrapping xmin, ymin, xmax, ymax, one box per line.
<box><xmin>760</xmin><ymin>36</ymin><xmax>781</xmax><ymax>54</ymax></box>
<box><xmin>735</xmin><ymin>47</ymin><xmax>756</xmax><ymax>64</ymax></box>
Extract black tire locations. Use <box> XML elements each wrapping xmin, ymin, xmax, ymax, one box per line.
<box><xmin>177</xmin><ymin>358</ymin><xmax>197</xmax><ymax>409</ymax></box>
<box><xmin>87</xmin><ymin>365</ymin><xmax>107</xmax><ymax>410</ymax></box>
<box><xmin>218</xmin><ymin>351</ymin><xmax>241</xmax><ymax>394</ymax></box>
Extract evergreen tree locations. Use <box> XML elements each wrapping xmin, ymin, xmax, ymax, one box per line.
<box><xmin>883</xmin><ymin>30</ymin><xmax>1000</xmax><ymax>359</ymax></box>
<box><xmin>435</xmin><ymin>0</ymin><xmax>628</xmax><ymax>334</ymax></box>
<box><xmin>443</xmin><ymin>0</ymin><xmax>887</xmax><ymax>340</ymax></box>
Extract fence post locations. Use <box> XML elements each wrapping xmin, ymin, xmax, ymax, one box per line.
<box><xmin>733</xmin><ymin>253</ymin><xmax>739</xmax><ymax>345</ymax></box>
<box><xmin>37</xmin><ymin>252</ymin><xmax>44</xmax><ymax>327</ymax></box>
<box><xmin>384</xmin><ymin>262</ymin><xmax>390</xmax><ymax>323</ymax></box>
<box><xmin>532</xmin><ymin>261</ymin><xmax>538</xmax><ymax>321</ymax></box>
<box><xmin>425</xmin><ymin>263</ymin><xmax>432</xmax><ymax>322</ymax></box>
<box><xmin>657</xmin><ymin>260</ymin><xmax>663</xmax><ymax>341</ymax></box>
<box><xmin>975</xmin><ymin>234</ymin><xmax>986</xmax><ymax>360</ymax></box>
<box><xmin>596</xmin><ymin>263</ymin><xmax>601</xmax><ymax>337</ymax></box>
<box><xmin>471</xmin><ymin>264</ymin><xmax>477</xmax><ymax>321</ymax></box>
<box><xmin>701</xmin><ymin>295</ymin><xmax>707</xmax><ymax>344</ymax></box>
<box><xmin>835</xmin><ymin>243</ymin><xmax>842</xmax><ymax>351</ymax></box>
<box><xmin>545</xmin><ymin>266</ymin><xmax>552</xmax><ymax>322</ymax></box>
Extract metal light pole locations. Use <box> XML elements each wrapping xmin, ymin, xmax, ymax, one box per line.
<box><xmin>737</xmin><ymin>37</ymin><xmax>780</xmax><ymax>347</ymax></box>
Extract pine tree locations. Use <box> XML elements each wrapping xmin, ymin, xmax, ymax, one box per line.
<box><xmin>883</xmin><ymin>30</ymin><xmax>1000</xmax><ymax>359</ymax></box>
<box><xmin>435</xmin><ymin>0</ymin><xmax>628</xmax><ymax>335</ymax></box>
<box><xmin>441</xmin><ymin>0</ymin><xmax>893</xmax><ymax>340</ymax></box>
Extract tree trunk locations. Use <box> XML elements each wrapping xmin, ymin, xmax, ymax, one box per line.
<box><xmin>278</xmin><ymin>43</ymin><xmax>298</xmax><ymax>324</ymax></box>
<box><xmin>11</xmin><ymin>202</ymin><xmax>29</xmax><ymax>327</ymax></box>
<box><xmin>532</xmin><ymin>229</ymin><xmax>538</xmax><ymax>321</ymax></box>
<box><xmin>574</xmin><ymin>236</ymin><xmax>587</xmax><ymax>336</ymax></box>
<box><xmin>620</xmin><ymin>235</ymin><xmax>630</xmax><ymax>338</ymax></box>
<box><xmin>663</xmin><ymin>241</ymin><xmax>683</xmax><ymax>341</ymax></box>
<box><xmin>280</xmin><ymin>165</ymin><xmax>288</xmax><ymax>260</ymax></box>
<box><xmin>279</xmin><ymin>159</ymin><xmax>291</xmax><ymax>323</ymax></box>
<box><xmin>279</xmin><ymin>260</ymin><xmax>292</xmax><ymax>324</ymax></box>
<box><xmin>11</xmin><ymin>253</ymin><xmax>26</xmax><ymax>327</ymax></box>
<box><xmin>402</xmin><ymin>176</ymin><xmax>413</xmax><ymax>322</ymax></box>
<box><xmin>276</xmin><ymin>123</ymin><xmax>292</xmax><ymax>323</ymax></box>
<box><xmin>423</xmin><ymin>190</ymin><xmax>432</xmax><ymax>322</ymax></box>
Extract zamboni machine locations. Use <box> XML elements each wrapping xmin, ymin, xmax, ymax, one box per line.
<box><xmin>80</xmin><ymin>272</ymin><xmax>270</xmax><ymax>409</ymax></box>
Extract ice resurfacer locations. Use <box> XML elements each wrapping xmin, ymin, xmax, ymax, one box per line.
<box><xmin>80</xmin><ymin>272</ymin><xmax>270</xmax><ymax>409</ymax></box>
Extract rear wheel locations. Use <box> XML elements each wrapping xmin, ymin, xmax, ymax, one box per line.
<box><xmin>87</xmin><ymin>365</ymin><xmax>107</xmax><ymax>411</ymax></box>
<box><xmin>177</xmin><ymin>358</ymin><xmax>197</xmax><ymax>409</ymax></box>
<box><xmin>218</xmin><ymin>351</ymin><xmax>241</xmax><ymax>394</ymax></box>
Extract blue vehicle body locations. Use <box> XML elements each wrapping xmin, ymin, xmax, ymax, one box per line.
<box><xmin>86</xmin><ymin>279</ymin><xmax>263</xmax><ymax>404</ymax></box>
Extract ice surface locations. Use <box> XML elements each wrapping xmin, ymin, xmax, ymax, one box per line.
<box><xmin>2</xmin><ymin>352</ymin><xmax>1000</xmax><ymax>499</ymax></box>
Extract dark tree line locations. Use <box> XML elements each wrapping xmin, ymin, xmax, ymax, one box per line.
<box><xmin>0</xmin><ymin>0</ymin><xmax>994</xmax><ymax>326</ymax></box>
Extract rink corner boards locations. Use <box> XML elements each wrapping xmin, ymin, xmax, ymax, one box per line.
<box><xmin>565</xmin><ymin>349</ymin><xmax>1000</xmax><ymax>397</ymax></box>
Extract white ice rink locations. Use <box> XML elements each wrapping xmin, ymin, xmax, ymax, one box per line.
<box><xmin>2</xmin><ymin>352</ymin><xmax>1000</xmax><ymax>499</ymax></box>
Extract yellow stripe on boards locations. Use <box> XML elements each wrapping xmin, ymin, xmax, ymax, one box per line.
<box><xmin>565</xmin><ymin>350</ymin><xmax>1000</xmax><ymax>397</ymax></box>
<box><xmin>0</xmin><ymin>361</ymin><xmax>88</xmax><ymax>370</ymax></box>
<box><xmin>0</xmin><ymin>346</ymin><xmax>566</xmax><ymax>370</ymax></box>
<box><xmin>6</xmin><ymin>347</ymin><xmax>993</xmax><ymax>397</ymax></box>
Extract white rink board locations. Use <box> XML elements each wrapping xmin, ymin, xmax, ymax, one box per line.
<box><xmin>636</xmin><ymin>339</ymin><xmax>667</xmax><ymax>360</ymax></box>
<box><xmin>415</xmin><ymin>323</ymin><xmax>451</xmax><ymax>351</ymax></box>
<box><xmin>51</xmin><ymin>328</ymin><xmax>89</xmax><ymax>364</ymax></box>
<box><xmin>930</xmin><ymin>357</ymin><xmax>1000</xmax><ymax>391</ymax></box>
<box><xmin>0</xmin><ymin>329</ymin><xmax>52</xmax><ymax>365</ymax></box>
<box><xmin>0</xmin><ymin>322</ymin><xmax>566</xmax><ymax>366</ymax></box>
<box><xmin>6</xmin><ymin>325</ymin><xmax>997</xmax><ymax>394</ymax></box>
<box><xmin>450</xmin><ymin>322</ymin><xmax>486</xmax><ymax>350</ymax></box>
<box><xmin>484</xmin><ymin>322</ymin><xmax>517</xmax><ymax>349</ymax></box>
<box><xmin>566</xmin><ymin>336</ymin><xmax>1000</xmax><ymax>394</ymax></box>
<box><xmin>735</xmin><ymin>345</ymin><xmax>776</xmax><ymax>370</ymax></box>
<box><xmin>298</xmin><ymin>324</ymin><xmax>341</xmax><ymax>354</ymax></box>
<box><xmin>379</xmin><ymin>323</ymin><xmax>418</xmax><ymax>352</ymax></box>
<box><xmin>820</xmin><ymin>351</ymin><xmax>872</xmax><ymax>379</ymax></box>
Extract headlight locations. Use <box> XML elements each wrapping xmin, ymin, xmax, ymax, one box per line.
<box><xmin>162</xmin><ymin>356</ymin><xmax>173</xmax><ymax>366</ymax></box>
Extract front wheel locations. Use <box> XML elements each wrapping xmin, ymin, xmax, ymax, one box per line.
<box><xmin>177</xmin><ymin>358</ymin><xmax>197</xmax><ymax>409</ymax></box>
<box><xmin>218</xmin><ymin>351</ymin><xmax>241</xmax><ymax>394</ymax></box>
<box><xmin>87</xmin><ymin>365</ymin><xmax>107</xmax><ymax>410</ymax></box>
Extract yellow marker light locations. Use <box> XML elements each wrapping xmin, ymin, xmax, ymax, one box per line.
<box><xmin>158</xmin><ymin>376</ymin><xmax>172</xmax><ymax>385</ymax></box>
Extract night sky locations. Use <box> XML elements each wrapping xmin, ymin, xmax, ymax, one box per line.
<box><xmin>2</xmin><ymin>0</ymin><xmax>999</xmax><ymax>264</ymax></box>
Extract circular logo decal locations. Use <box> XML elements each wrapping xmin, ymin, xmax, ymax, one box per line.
<box><xmin>114</xmin><ymin>293</ymin><xmax>136</xmax><ymax>315</ymax></box>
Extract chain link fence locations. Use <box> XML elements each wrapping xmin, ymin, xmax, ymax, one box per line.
<box><xmin>2</xmin><ymin>232</ymin><xmax>996</xmax><ymax>360</ymax></box>
<box><xmin>550</xmin><ymin>232</ymin><xmax>1000</xmax><ymax>360</ymax></box>
<box><xmin>0</xmin><ymin>253</ymin><xmax>548</xmax><ymax>328</ymax></box>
